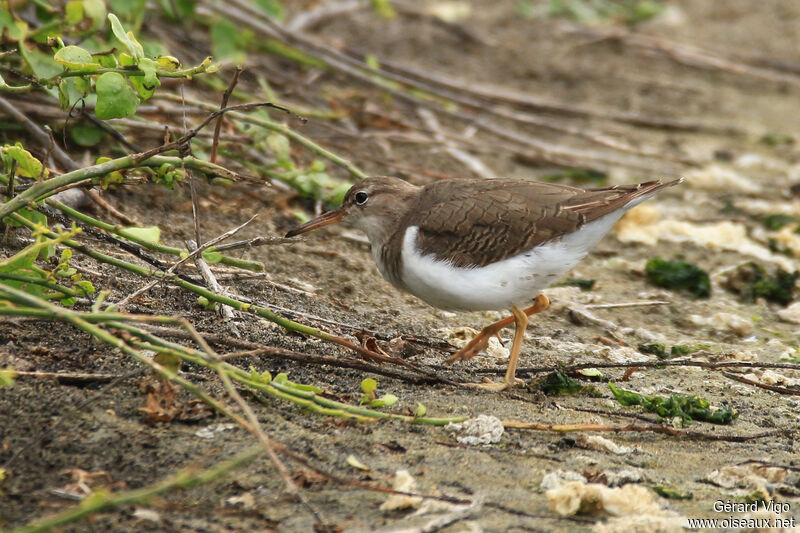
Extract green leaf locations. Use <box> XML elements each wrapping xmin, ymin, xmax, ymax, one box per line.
<box><xmin>368</xmin><ymin>0</ymin><xmax>396</xmax><ymax>18</ymax></box>
<box><xmin>65</xmin><ymin>1</ymin><xmax>85</xmax><ymax>25</ymax></box>
<box><xmin>0</xmin><ymin>10</ymin><xmax>25</xmax><ymax>42</ymax></box>
<box><xmin>119</xmin><ymin>225</ymin><xmax>161</xmax><ymax>243</ymax></box>
<box><xmin>413</xmin><ymin>402</ymin><xmax>427</xmax><ymax>417</ymax></box>
<box><xmin>2</xmin><ymin>144</ymin><xmax>46</xmax><ymax>178</ymax></box>
<box><xmin>75</xmin><ymin>280</ymin><xmax>95</xmax><ymax>295</ymax></box>
<box><xmin>360</xmin><ymin>377</ymin><xmax>377</xmax><ymax>395</ymax></box>
<box><xmin>325</xmin><ymin>181</ymin><xmax>351</xmax><ymax>206</ymax></box>
<box><xmin>645</xmin><ymin>258</ymin><xmax>711</xmax><ymax>298</ymax></box>
<box><xmin>20</xmin><ymin>45</ymin><xmax>62</xmax><ymax>80</ymax></box>
<box><xmin>365</xmin><ymin>54</ymin><xmax>380</xmax><ymax>70</ymax></box>
<box><xmin>154</xmin><ymin>352</ymin><xmax>182</xmax><ymax>375</ymax></box>
<box><xmin>58</xmin><ymin>77</ymin><xmax>93</xmax><ymax>112</ymax></box>
<box><xmin>723</xmin><ymin>261</ymin><xmax>798</xmax><ymax>306</ymax></box>
<box><xmin>156</xmin><ymin>55</ymin><xmax>181</xmax><ymax>71</ymax></box>
<box><xmin>535</xmin><ymin>370</ymin><xmax>582</xmax><ymax>395</ymax></box>
<box><xmin>762</xmin><ymin>214</ymin><xmax>797</xmax><ymax>231</ymax></box>
<box><xmin>94</xmin><ymin>72</ymin><xmax>139</xmax><ymax>119</ymax></box>
<box><xmin>0</xmin><ymin>367</ymin><xmax>17</xmax><ymax>389</ymax></box>
<box><xmin>154</xmin><ymin>164</ymin><xmax>183</xmax><ymax>189</ymax></box>
<box><xmin>107</xmin><ymin>0</ymin><xmax>146</xmax><ymax>21</ymax></box>
<box><xmin>82</xmin><ymin>0</ymin><xmax>108</xmax><ymax>30</ymax></box>
<box><xmin>96</xmin><ymin>53</ymin><xmax>117</xmax><ymax>69</ymax></box>
<box><xmin>637</xmin><ymin>342</ymin><xmax>669</xmax><ymax>359</ymax></box>
<box><xmin>196</xmin><ymin>295</ymin><xmax>216</xmax><ymax>310</ymax></box>
<box><xmin>577</xmin><ymin>368</ymin><xmax>603</xmax><ymax>378</ymax></box>
<box><xmin>609</xmin><ymin>383</ymin><xmax>738</xmax><ymax>425</ymax></box>
<box><xmin>0</xmin><ymin>241</ymin><xmax>42</xmax><ymax>273</ymax></box>
<box><xmin>253</xmin><ymin>0</ymin><xmax>285</xmax><ymax>20</ymax></box>
<box><xmin>553</xmin><ymin>278</ymin><xmax>595</xmax><ymax>291</ymax></box>
<box><xmin>132</xmin><ymin>57</ymin><xmax>160</xmax><ymax>99</ymax></box>
<box><xmin>108</xmin><ymin>14</ymin><xmax>144</xmax><ymax>60</ymax></box>
<box><xmin>670</xmin><ymin>345</ymin><xmax>693</xmax><ymax>357</ymax></box>
<box><xmin>54</xmin><ymin>45</ymin><xmax>100</xmax><ymax>70</ymax></box>
<box><xmin>370</xmin><ymin>393</ymin><xmax>398</xmax><ymax>408</ymax></box>
<box><xmin>70</xmin><ymin>122</ymin><xmax>105</xmax><ymax>147</ymax></box>
<box><xmin>18</xmin><ymin>209</ymin><xmax>49</xmax><ymax>235</ymax></box>
<box><xmin>211</xmin><ymin>19</ymin><xmax>249</xmax><ymax>65</ymax></box>
<box><xmin>346</xmin><ymin>454</ymin><xmax>370</xmax><ymax>471</ymax></box>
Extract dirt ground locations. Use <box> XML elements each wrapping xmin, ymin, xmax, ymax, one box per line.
<box><xmin>2</xmin><ymin>1</ymin><xmax>800</xmax><ymax>531</ymax></box>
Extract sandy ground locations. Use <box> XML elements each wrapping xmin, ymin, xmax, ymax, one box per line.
<box><xmin>2</xmin><ymin>1</ymin><xmax>800</xmax><ymax>531</ymax></box>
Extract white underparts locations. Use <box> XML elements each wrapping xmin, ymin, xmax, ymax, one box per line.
<box><xmin>399</xmin><ymin>198</ymin><xmax>649</xmax><ymax>311</ymax></box>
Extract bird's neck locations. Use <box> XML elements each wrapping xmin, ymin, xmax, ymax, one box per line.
<box><xmin>352</xmin><ymin>210</ymin><xmax>406</xmax><ymax>252</ymax></box>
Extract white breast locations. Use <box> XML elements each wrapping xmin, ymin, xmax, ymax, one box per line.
<box><xmin>399</xmin><ymin>208</ymin><xmax>632</xmax><ymax>311</ymax></box>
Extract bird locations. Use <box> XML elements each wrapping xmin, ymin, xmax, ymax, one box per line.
<box><xmin>286</xmin><ymin>176</ymin><xmax>683</xmax><ymax>390</ymax></box>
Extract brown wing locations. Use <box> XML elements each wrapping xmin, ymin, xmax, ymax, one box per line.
<box><xmin>393</xmin><ymin>178</ymin><xmax>680</xmax><ymax>269</ymax></box>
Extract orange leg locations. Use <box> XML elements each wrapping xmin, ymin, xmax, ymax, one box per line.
<box><xmin>448</xmin><ymin>294</ymin><xmax>550</xmax><ymax>364</ymax></box>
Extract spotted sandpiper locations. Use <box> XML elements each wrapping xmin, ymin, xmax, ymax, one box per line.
<box><xmin>286</xmin><ymin>176</ymin><xmax>683</xmax><ymax>390</ymax></box>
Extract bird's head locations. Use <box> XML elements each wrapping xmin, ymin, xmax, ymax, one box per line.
<box><xmin>285</xmin><ymin>176</ymin><xmax>419</xmax><ymax>245</ymax></box>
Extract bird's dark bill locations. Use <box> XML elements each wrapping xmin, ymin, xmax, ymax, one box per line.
<box><xmin>285</xmin><ymin>209</ymin><xmax>344</xmax><ymax>237</ymax></box>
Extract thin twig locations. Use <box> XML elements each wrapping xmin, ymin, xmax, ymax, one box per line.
<box><xmin>212</xmin><ymin>235</ymin><xmax>297</xmax><ymax>251</ymax></box>
<box><xmin>721</xmin><ymin>371</ymin><xmax>800</xmax><ymax>396</ymax></box>
<box><xmin>583</xmin><ymin>300</ymin><xmax>669</xmax><ymax>309</ymax></box>
<box><xmin>85</xmin><ymin>189</ymin><xmax>139</xmax><ymax>226</ymax></box>
<box><xmin>210</xmin><ymin>66</ymin><xmax>243</xmax><ymax>163</ymax></box>
<box><xmin>130</xmin><ymin>102</ymin><xmax>299</xmax><ymax>164</ymax></box>
<box><xmin>114</xmin><ymin>214</ymin><xmax>259</xmax><ymax>308</ymax></box>
<box><xmin>14</xmin><ymin>371</ymin><xmax>120</xmax><ymax>384</ymax></box>
<box><xmin>139</xmin><ymin>324</ymin><xmax>446</xmax><ymax>384</ymax></box>
<box><xmin>187</xmin><ymin>238</ymin><xmax>239</xmax><ymax>327</ymax></box>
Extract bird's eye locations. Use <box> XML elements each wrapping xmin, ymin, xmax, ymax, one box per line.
<box><xmin>354</xmin><ymin>191</ymin><xmax>369</xmax><ymax>205</ymax></box>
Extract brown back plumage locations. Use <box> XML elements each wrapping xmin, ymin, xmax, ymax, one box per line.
<box><xmin>380</xmin><ymin>178</ymin><xmax>681</xmax><ymax>282</ymax></box>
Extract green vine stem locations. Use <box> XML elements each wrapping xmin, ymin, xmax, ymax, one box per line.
<box><xmin>0</xmin><ymin>155</ymin><xmax>240</xmax><ymax>221</ymax></box>
<box><xmin>55</xmin><ymin>58</ymin><xmax>215</xmax><ymax>81</ymax></box>
<box><xmin>49</xmin><ymin>199</ymin><xmax>263</xmax><ymax>272</ymax></box>
<box><xmin>0</xmin><ymin>273</ymin><xmax>80</xmax><ymax>300</ymax></box>
<box><xmin>0</xmin><ymin>169</ymin><xmax>263</xmax><ymax>272</ymax></box>
<box><xmin>6</xmin><ymin>212</ymin><xmax>399</xmax><ymax>365</ymax></box>
<box><xmin>0</xmin><ymin>295</ymin><xmax>464</xmax><ymax>426</ymax></box>
<box><xmin>7</xmin><ymin>445</ymin><xmax>262</xmax><ymax>533</ymax></box>
<box><xmin>0</xmin><ymin>57</ymin><xmax>217</xmax><ymax>95</ymax></box>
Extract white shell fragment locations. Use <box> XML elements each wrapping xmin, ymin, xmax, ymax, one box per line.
<box><xmin>689</xmin><ymin>312</ymin><xmax>753</xmax><ymax>337</ymax></box>
<box><xmin>380</xmin><ymin>470</ymin><xmax>423</xmax><ymax>511</ymax></box>
<box><xmin>446</xmin><ymin>415</ymin><xmax>504</xmax><ymax>445</ymax></box>
<box><xmin>547</xmin><ymin>481</ymin><xmax>663</xmax><ymax>516</ymax></box>
<box><xmin>777</xmin><ymin>302</ymin><xmax>800</xmax><ymax>325</ymax></box>
<box><xmin>574</xmin><ymin>434</ymin><xmax>635</xmax><ymax>455</ymax></box>
<box><xmin>684</xmin><ymin>164</ymin><xmax>762</xmax><ymax>193</ymax></box>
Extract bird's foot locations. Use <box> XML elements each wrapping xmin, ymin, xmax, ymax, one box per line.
<box><xmin>448</xmin><ymin>323</ymin><xmax>506</xmax><ymax>363</ymax></box>
<box><xmin>464</xmin><ymin>377</ymin><xmax>524</xmax><ymax>392</ymax></box>
<box><xmin>448</xmin><ymin>334</ymin><xmax>491</xmax><ymax>363</ymax></box>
